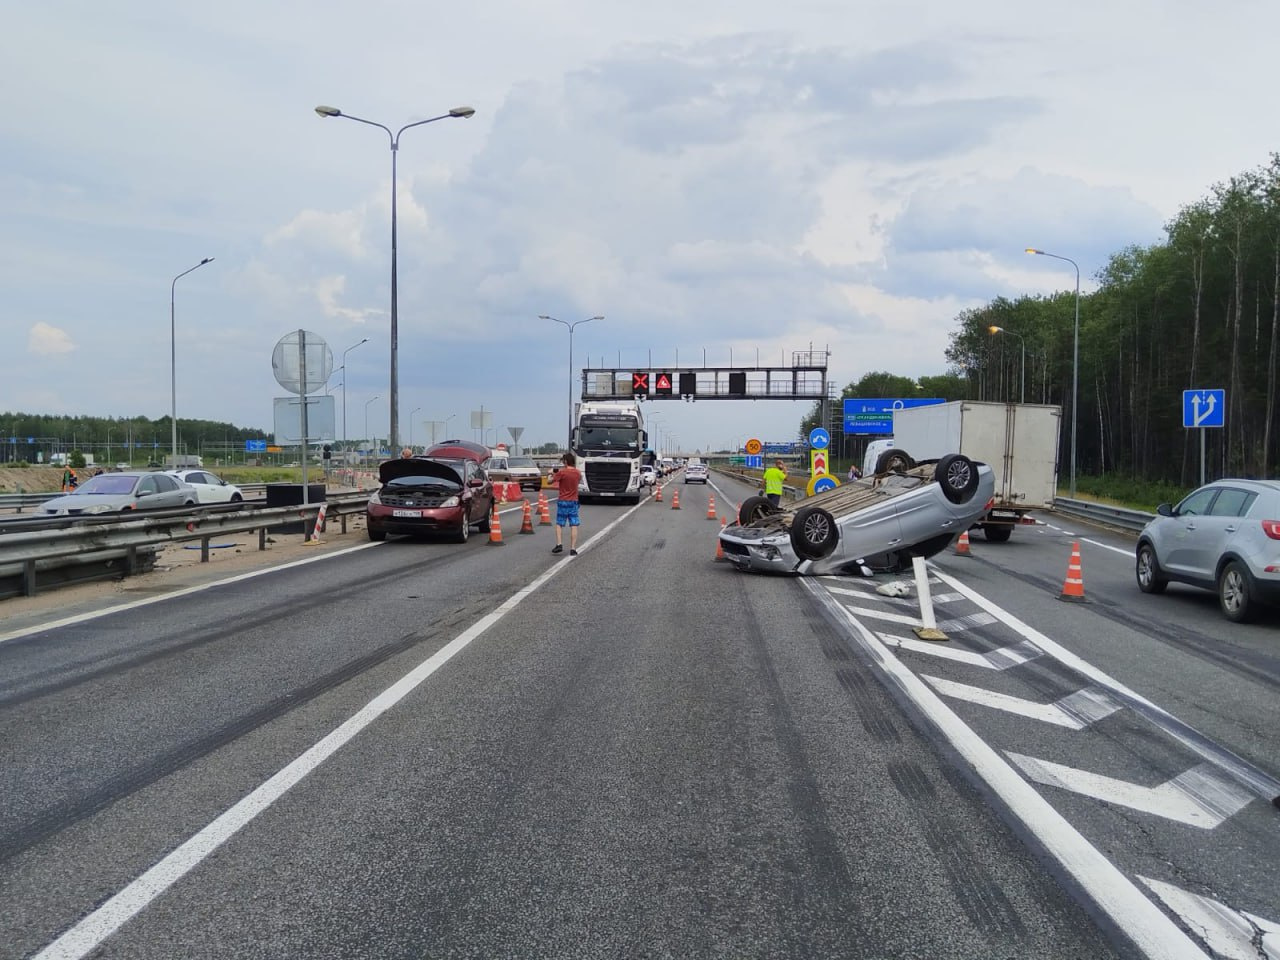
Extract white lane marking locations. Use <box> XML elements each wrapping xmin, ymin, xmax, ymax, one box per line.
<box><xmin>935</xmin><ymin>610</ymin><xmax>999</xmax><ymax>633</ymax></box>
<box><xmin>922</xmin><ymin>676</ymin><xmax>1120</xmax><ymax>730</ymax></box>
<box><xmin>1038</xmin><ymin>524</ymin><xmax>1134</xmax><ymax>557</ymax></box>
<box><xmin>1138</xmin><ymin>877</ymin><xmax>1280</xmax><ymax>960</ymax></box>
<box><xmin>887</xmin><ymin>634</ymin><xmax>1042</xmax><ymax>671</ymax></box>
<box><xmin>832</xmin><ymin>605</ymin><xmax>921</xmax><ymax>626</ymax></box>
<box><xmin>926</xmin><ymin>565</ymin><xmax>1280</xmax><ymax>802</ymax></box>
<box><xmin>802</xmin><ymin>580</ymin><xmax>1211</xmax><ymax>960</ymax></box>
<box><xmin>31</xmin><ymin>500</ymin><xmax>647</xmax><ymax>960</ymax></box>
<box><xmin>1007</xmin><ymin>755</ymin><xmax>1254</xmax><ymax>829</ymax></box>
<box><xmin>0</xmin><ymin>542</ymin><xmax>381</xmax><ymax>646</ymax></box>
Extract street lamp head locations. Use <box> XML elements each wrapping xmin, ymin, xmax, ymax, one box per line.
<box><xmin>1026</xmin><ymin>248</ymin><xmax>1042</xmax><ymax>255</ymax></box>
<box><xmin>315</xmin><ymin>105</ymin><xmax>342</xmax><ymax>117</ymax></box>
<box><xmin>449</xmin><ymin>106</ymin><xmax>476</xmax><ymax>118</ymax></box>
<box><xmin>200</xmin><ymin>257</ymin><xmax>214</xmax><ymax>265</ymax></box>
<box><xmin>538</xmin><ymin>314</ymin><xmax>555</xmax><ymax>321</ymax></box>
<box><xmin>588</xmin><ymin>315</ymin><xmax>604</xmax><ymax>321</ymax></box>
<box><xmin>989</xmin><ymin>325</ymin><xmax>1004</xmax><ymax>334</ymax></box>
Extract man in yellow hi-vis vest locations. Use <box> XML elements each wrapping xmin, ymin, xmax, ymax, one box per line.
<box><xmin>762</xmin><ymin>458</ymin><xmax>787</xmax><ymax>507</ymax></box>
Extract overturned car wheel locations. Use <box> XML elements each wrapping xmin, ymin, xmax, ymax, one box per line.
<box><xmin>936</xmin><ymin>453</ymin><xmax>979</xmax><ymax>504</ymax></box>
<box><xmin>790</xmin><ymin>506</ymin><xmax>839</xmax><ymax>560</ymax></box>
<box><xmin>875</xmin><ymin>448</ymin><xmax>914</xmax><ymax>475</ymax></box>
<box><xmin>739</xmin><ymin>495</ymin><xmax>778</xmax><ymax>525</ymax></box>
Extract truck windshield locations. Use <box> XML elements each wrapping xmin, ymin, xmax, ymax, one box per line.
<box><xmin>578</xmin><ymin>424</ymin><xmax>639</xmax><ymax>450</ymax></box>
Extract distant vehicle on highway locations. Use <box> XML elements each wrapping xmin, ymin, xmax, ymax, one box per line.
<box><xmin>638</xmin><ymin>464</ymin><xmax>657</xmax><ymax>486</ymax></box>
<box><xmin>486</xmin><ymin>455</ymin><xmax>542</xmax><ymax>491</ymax></box>
<box><xmin>39</xmin><ymin>471</ymin><xmax>197</xmax><ymax>516</ymax></box>
<box><xmin>684</xmin><ymin>462</ymin><xmax>709</xmax><ymax>484</ymax></box>
<box><xmin>167</xmin><ymin>469</ymin><xmax>245</xmax><ymax>504</ymax></box>
<box><xmin>1136</xmin><ymin>478</ymin><xmax>1280</xmax><ymax>622</ymax></box>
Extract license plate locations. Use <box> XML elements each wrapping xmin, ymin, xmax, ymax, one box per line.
<box><xmin>600</xmin><ymin>492</ymin><xmax>616</xmax><ymax>497</ymax></box>
<box><xmin>392</xmin><ymin>509</ymin><xmax>421</xmax><ymax>517</ymax></box>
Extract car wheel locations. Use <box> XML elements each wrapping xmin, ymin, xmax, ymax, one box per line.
<box><xmin>1135</xmin><ymin>542</ymin><xmax>1167</xmax><ymax>594</ymax></box>
<box><xmin>875</xmin><ymin>449</ymin><xmax>914</xmax><ymax>475</ymax></box>
<box><xmin>738</xmin><ymin>495</ymin><xmax>778</xmax><ymax>525</ymax></box>
<box><xmin>1218</xmin><ymin>560</ymin><xmax>1257</xmax><ymax>623</ymax></box>
<box><xmin>982</xmin><ymin>523</ymin><xmax>1013</xmax><ymax>543</ymax></box>
<box><xmin>184</xmin><ymin>499</ymin><xmax>196</xmax><ymax>506</ymax></box>
<box><xmin>368</xmin><ymin>527</ymin><xmax>386</xmax><ymax>542</ymax></box>
<box><xmin>790</xmin><ymin>506</ymin><xmax>839</xmax><ymax>560</ymax></box>
<box><xmin>936</xmin><ymin>454</ymin><xmax>978</xmax><ymax>504</ymax></box>
<box><xmin>231</xmin><ymin>493</ymin><xmax>243</xmax><ymax>503</ymax></box>
<box><xmin>454</xmin><ymin>515</ymin><xmax>470</xmax><ymax>543</ymax></box>
<box><xmin>477</xmin><ymin>504</ymin><xmax>491</xmax><ymax>534</ymax></box>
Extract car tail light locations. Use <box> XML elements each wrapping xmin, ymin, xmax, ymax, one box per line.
<box><xmin>1262</xmin><ymin>520</ymin><xmax>1280</xmax><ymax>540</ymax></box>
<box><xmin>983</xmin><ymin>497</ymin><xmax>995</xmax><ymax>512</ymax></box>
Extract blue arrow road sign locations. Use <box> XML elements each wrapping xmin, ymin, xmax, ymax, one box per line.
<box><xmin>808</xmin><ymin>427</ymin><xmax>830</xmax><ymax>449</ymax></box>
<box><xmin>1183</xmin><ymin>389</ymin><xmax>1225</xmax><ymax>428</ymax></box>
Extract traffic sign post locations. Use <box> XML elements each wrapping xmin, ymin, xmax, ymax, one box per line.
<box><xmin>1183</xmin><ymin>389</ymin><xmax>1225</xmax><ymax>486</ymax></box>
<box><xmin>810</xmin><ymin>449</ymin><xmax>828</xmax><ymax>477</ymax></box>
<box><xmin>808</xmin><ymin>427</ymin><xmax>830</xmax><ymax>450</ymax></box>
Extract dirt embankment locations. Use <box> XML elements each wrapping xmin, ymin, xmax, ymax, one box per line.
<box><xmin>0</xmin><ymin>467</ymin><xmax>75</xmax><ymax>495</ymax></box>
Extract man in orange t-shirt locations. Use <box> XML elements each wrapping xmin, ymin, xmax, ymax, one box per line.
<box><xmin>552</xmin><ymin>452</ymin><xmax>582</xmax><ymax>556</ymax></box>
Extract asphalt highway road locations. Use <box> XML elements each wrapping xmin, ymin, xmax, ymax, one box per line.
<box><xmin>1</xmin><ymin>472</ymin><xmax>1277</xmax><ymax>959</ymax></box>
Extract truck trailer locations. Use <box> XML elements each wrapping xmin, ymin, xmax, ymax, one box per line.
<box><xmin>880</xmin><ymin>400</ymin><xmax>1061</xmax><ymax>541</ymax></box>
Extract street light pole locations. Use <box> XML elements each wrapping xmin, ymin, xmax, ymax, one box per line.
<box><xmin>409</xmin><ymin>407</ymin><xmax>422</xmax><ymax>449</ymax></box>
<box><xmin>340</xmin><ymin>337</ymin><xmax>369</xmax><ymax>451</ymax></box>
<box><xmin>540</xmin><ymin>314</ymin><xmax>603</xmax><ymax>446</ymax></box>
<box><xmin>988</xmin><ymin>325</ymin><xmax>1026</xmax><ymax>404</ymax></box>
<box><xmin>315</xmin><ymin>104</ymin><xmax>475</xmax><ymax>452</ymax></box>
<box><xmin>364</xmin><ymin>395</ymin><xmax>380</xmax><ymax>460</ymax></box>
<box><xmin>1026</xmin><ymin>248</ymin><xmax>1081</xmax><ymax>497</ymax></box>
<box><xmin>170</xmin><ymin>257</ymin><xmax>214</xmax><ymax>461</ymax></box>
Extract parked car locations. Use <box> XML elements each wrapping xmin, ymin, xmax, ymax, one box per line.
<box><xmin>367</xmin><ymin>453</ymin><xmax>494</xmax><ymax>543</ymax></box>
<box><xmin>167</xmin><ymin>469</ymin><xmax>245</xmax><ymax>504</ymax></box>
<box><xmin>487</xmin><ymin>455</ymin><xmax>543</xmax><ymax>491</ymax></box>
<box><xmin>39</xmin><ymin>471</ymin><xmax>197</xmax><ymax>516</ymax></box>
<box><xmin>718</xmin><ymin>454</ymin><xmax>994</xmax><ymax>575</ymax></box>
<box><xmin>639</xmin><ymin>464</ymin><xmax>657</xmax><ymax>486</ymax></box>
<box><xmin>1136</xmin><ymin>478</ymin><xmax>1280</xmax><ymax>622</ymax></box>
<box><xmin>685</xmin><ymin>462</ymin><xmax>709</xmax><ymax>484</ymax></box>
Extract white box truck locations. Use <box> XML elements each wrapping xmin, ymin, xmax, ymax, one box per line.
<box><xmin>879</xmin><ymin>401</ymin><xmax>1061</xmax><ymax>541</ymax></box>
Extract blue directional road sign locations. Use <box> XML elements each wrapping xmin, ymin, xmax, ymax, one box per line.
<box><xmin>1183</xmin><ymin>389</ymin><xmax>1225</xmax><ymax>428</ymax></box>
<box><xmin>744</xmin><ymin>454</ymin><xmax>763</xmax><ymax>469</ymax></box>
<box><xmin>245</xmin><ymin>439</ymin><xmax>268</xmax><ymax>452</ymax></box>
<box><xmin>843</xmin><ymin>398</ymin><xmax>945</xmax><ymax>435</ymax></box>
<box><xmin>811</xmin><ymin>475</ymin><xmax>838</xmax><ymax>494</ymax></box>
<box><xmin>808</xmin><ymin>427</ymin><xmax>830</xmax><ymax>449</ymax></box>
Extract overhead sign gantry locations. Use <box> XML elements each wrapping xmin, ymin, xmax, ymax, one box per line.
<box><xmin>581</xmin><ymin>350</ymin><xmax>828</xmax><ymax>402</ymax></box>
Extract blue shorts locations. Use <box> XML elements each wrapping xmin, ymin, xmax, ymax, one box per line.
<box><xmin>556</xmin><ymin>500</ymin><xmax>580</xmax><ymax>527</ymax></box>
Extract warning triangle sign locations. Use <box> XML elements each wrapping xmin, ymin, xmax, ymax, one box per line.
<box><xmin>656</xmin><ymin>374</ymin><xmax>671</xmax><ymax>390</ymax></box>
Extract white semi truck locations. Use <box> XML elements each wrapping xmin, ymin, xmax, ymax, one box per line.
<box><xmin>874</xmin><ymin>400</ymin><xmax>1061</xmax><ymax>541</ymax></box>
<box><xmin>571</xmin><ymin>402</ymin><xmax>646</xmax><ymax>505</ymax></box>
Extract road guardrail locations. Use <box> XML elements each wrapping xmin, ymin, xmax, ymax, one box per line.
<box><xmin>1051</xmin><ymin>497</ymin><xmax>1153</xmax><ymax>533</ymax></box>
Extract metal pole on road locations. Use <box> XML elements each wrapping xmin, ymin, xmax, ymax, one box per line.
<box><xmin>541</xmin><ymin>314</ymin><xmax>602</xmax><ymax>447</ymax></box>
<box><xmin>170</xmin><ymin>257</ymin><xmax>214</xmax><ymax>462</ymax></box>
<box><xmin>1027</xmin><ymin>248</ymin><xmax>1081</xmax><ymax>497</ymax></box>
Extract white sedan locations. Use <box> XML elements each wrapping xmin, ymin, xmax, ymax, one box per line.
<box><xmin>167</xmin><ymin>469</ymin><xmax>245</xmax><ymax>504</ymax></box>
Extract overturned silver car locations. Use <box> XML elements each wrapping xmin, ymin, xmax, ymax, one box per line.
<box><xmin>718</xmin><ymin>454</ymin><xmax>995</xmax><ymax>576</ymax></box>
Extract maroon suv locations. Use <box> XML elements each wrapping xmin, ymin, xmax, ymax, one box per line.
<box><xmin>366</xmin><ymin>451</ymin><xmax>494</xmax><ymax>543</ymax></box>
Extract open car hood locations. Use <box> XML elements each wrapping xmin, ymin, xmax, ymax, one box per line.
<box><xmin>378</xmin><ymin>458</ymin><xmax>464</xmax><ymax>485</ymax></box>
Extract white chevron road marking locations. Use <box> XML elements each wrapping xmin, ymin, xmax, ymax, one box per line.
<box><xmin>924</xmin><ymin>677</ymin><xmax>1121</xmax><ymax>729</ymax></box>
<box><xmin>887</xmin><ymin>635</ymin><xmax>1043</xmax><ymax>670</ymax></box>
<box><xmin>1008</xmin><ymin>755</ymin><xmax>1254</xmax><ymax>829</ymax></box>
<box><xmin>1138</xmin><ymin>877</ymin><xmax>1280</xmax><ymax>960</ymax></box>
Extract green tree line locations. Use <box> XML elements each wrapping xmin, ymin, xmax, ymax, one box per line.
<box><xmin>0</xmin><ymin>412</ymin><xmax>269</xmax><ymax>463</ymax></box>
<box><xmin>802</xmin><ymin>153</ymin><xmax>1280</xmax><ymax>487</ymax></box>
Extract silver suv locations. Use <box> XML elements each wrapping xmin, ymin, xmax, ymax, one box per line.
<box><xmin>1135</xmin><ymin>478</ymin><xmax>1280</xmax><ymax>622</ymax></box>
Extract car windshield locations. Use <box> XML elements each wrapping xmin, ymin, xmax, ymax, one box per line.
<box><xmin>74</xmin><ymin>475</ymin><xmax>137</xmax><ymax>495</ymax></box>
<box><xmin>388</xmin><ymin>473</ymin><xmax>461</xmax><ymax>491</ymax></box>
<box><xmin>508</xmin><ymin>458</ymin><xmax>535</xmax><ymax>468</ymax></box>
<box><xmin>578</xmin><ymin>424</ymin><xmax>639</xmax><ymax>449</ymax></box>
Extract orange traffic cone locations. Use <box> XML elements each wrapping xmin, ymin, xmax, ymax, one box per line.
<box><xmin>518</xmin><ymin>499</ymin><xmax>535</xmax><ymax>534</ymax></box>
<box><xmin>715</xmin><ymin>518</ymin><xmax>727</xmax><ymax>561</ymax></box>
<box><xmin>1059</xmin><ymin>541</ymin><xmax>1087</xmax><ymax>602</ymax></box>
<box><xmin>671</xmin><ymin>488</ymin><xmax>681</xmax><ymax>510</ymax></box>
<box><xmin>707</xmin><ymin>495</ymin><xmax>717</xmax><ymax>520</ymax></box>
<box><xmin>487</xmin><ymin>501</ymin><xmax>504</xmax><ymax>546</ymax></box>
<box><xmin>538</xmin><ymin>492</ymin><xmax>552</xmax><ymax>526</ymax></box>
<box><xmin>655</xmin><ymin>484</ymin><xmax>663</xmax><ymax>502</ymax></box>
<box><xmin>954</xmin><ymin>530</ymin><xmax>972</xmax><ymax>556</ymax></box>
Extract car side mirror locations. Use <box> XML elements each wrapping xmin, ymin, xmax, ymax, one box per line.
<box><xmin>1156</xmin><ymin>502</ymin><xmax>1173</xmax><ymax>517</ymax></box>
<box><xmin>468</xmin><ymin>477</ymin><xmax>485</xmax><ymax>488</ymax></box>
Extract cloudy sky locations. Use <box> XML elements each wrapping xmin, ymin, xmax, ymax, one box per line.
<box><xmin>3</xmin><ymin>1</ymin><xmax>1275</xmax><ymax>454</ymax></box>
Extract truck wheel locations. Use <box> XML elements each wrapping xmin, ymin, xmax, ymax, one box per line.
<box><xmin>875</xmin><ymin>449</ymin><xmax>914</xmax><ymax>475</ymax></box>
<box><xmin>790</xmin><ymin>506</ymin><xmax>839</xmax><ymax>559</ymax></box>
<box><xmin>738</xmin><ymin>495</ymin><xmax>778</xmax><ymax>525</ymax></box>
<box><xmin>982</xmin><ymin>523</ymin><xmax>1013</xmax><ymax>543</ymax></box>
<box><xmin>936</xmin><ymin>454</ymin><xmax>978</xmax><ymax>504</ymax></box>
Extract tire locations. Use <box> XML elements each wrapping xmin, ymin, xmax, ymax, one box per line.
<box><xmin>477</xmin><ymin>504</ymin><xmax>491</xmax><ymax>534</ymax></box>
<box><xmin>875</xmin><ymin>449</ymin><xmax>914</xmax><ymax>475</ymax></box>
<box><xmin>1135</xmin><ymin>542</ymin><xmax>1167</xmax><ymax>594</ymax></box>
<box><xmin>1218</xmin><ymin>560</ymin><xmax>1257</xmax><ymax>623</ymax></box>
<box><xmin>230</xmin><ymin>493</ymin><xmax>244</xmax><ymax>503</ymax></box>
<box><xmin>790</xmin><ymin>505</ymin><xmax>839</xmax><ymax>560</ymax></box>
<box><xmin>982</xmin><ymin>523</ymin><xmax>1013</xmax><ymax>543</ymax></box>
<box><xmin>936</xmin><ymin>454</ymin><xmax>978</xmax><ymax>504</ymax></box>
<box><xmin>367</xmin><ymin>527</ymin><xmax>386</xmax><ymax>542</ymax></box>
<box><xmin>738</xmin><ymin>495</ymin><xmax>778</xmax><ymax>525</ymax></box>
<box><xmin>453</xmin><ymin>514</ymin><xmax>470</xmax><ymax>543</ymax></box>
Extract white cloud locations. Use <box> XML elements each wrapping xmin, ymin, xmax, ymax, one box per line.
<box><xmin>28</xmin><ymin>323</ymin><xmax>75</xmax><ymax>356</ymax></box>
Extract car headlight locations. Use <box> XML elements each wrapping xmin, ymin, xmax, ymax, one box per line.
<box><xmin>440</xmin><ymin>496</ymin><xmax>460</xmax><ymax>507</ymax></box>
<box><xmin>84</xmin><ymin>504</ymin><xmax>115</xmax><ymax>515</ymax></box>
<box><xmin>368</xmin><ymin>492</ymin><xmax>382</xmax><ymax>505</ymax></box>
